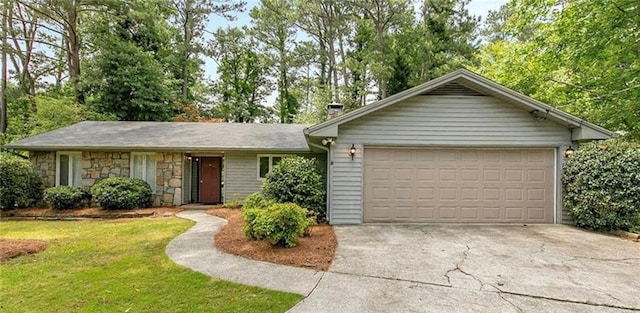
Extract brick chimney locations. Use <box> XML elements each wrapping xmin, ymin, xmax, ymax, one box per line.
<box><xmin>327</xmin><ymin>103</ymin><xmax>344</xmax><ymax>119</ymax></box>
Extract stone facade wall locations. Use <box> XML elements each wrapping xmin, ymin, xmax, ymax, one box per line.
<box><xmin>30</xmin><ymin>151</ymin><xmax>56</xmax><ymax>188</ymax></box>
<box><xmin>155</xmin><ymin>152</ymin><xmax>183</xmax><ymax>206</ymax></box>
<box><xmin>28</xmin><ymin>150</ymin><xmax>184</xmax><ymax>207</ymax></box>
<box><xmin>81</xmin><ymin>152</ymin><xmax>130</xmax><ymax>187</ymax></box>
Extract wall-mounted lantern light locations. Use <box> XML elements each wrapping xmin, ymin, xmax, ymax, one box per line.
<box><xmin>349</xmin><ymin>144</ymin><xmax>356</xmax><ymax>160</ymax></box>
<box><xmin>562</xmin><ymin>146</ymin><xmax>575</xmax><ymax>158</ymax></box>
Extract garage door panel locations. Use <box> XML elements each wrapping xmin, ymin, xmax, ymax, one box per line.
<box><xmin>460</xmin><ymin>188</ymin><xmax>479</xmax><ymax>200</ymax></box>
<box><xmin>416</xmin><ymin>187</ymin><xmax>434</xmax><ymax>200</ymax></box>
<box><xmin>364</xmin><ymin>148</ymin><xmax>554</xmax><ymax>223</ymax></box>
<box><xmin>527</xmin><ymin>207</ymin><xmax>546</xmax><ymax>220</ymax></box>
<box><xmin>460</xmin><ymin>207</ymin><xmax>480</xmax><ymax>219</ymax></box>
<box><xmin>438</xmin><ymin>168</ymin><xmax>457</xmax><ymax>181</ymax></box>
<box><xmin>482</xmin><ymin>207</ymin><xmax>501</xmax><ymax>220</ymax></box>
<box><xmin>460</xmin><ymin>169</ymin><xmax>479</xmax><ymax>181</ymax></box>
<box><xmin>416</xmin><ymin>207</ymin><xmax>435</xmax><ymax>218</ymax></box>
<box><xmin>483</xmin><ymin>169</ymin><xmax>501</xmax><ymax>181</ymax></box>
<box><xmin>395</xmin><ymin>150</ymin><xmax>413</xmax><ymax>161</ymax></box>
<box><xmin>416</xmin><ymin>150</ymin><xmax>436</xmax><ymax>161</ymax></box>
<box><xmin>395</xmin><ymin>168</ymin><xmax>414</xmax><ymax>181</ymax></box>
<box><xmin>394</xmin><ymin>187</ymin><xmax>414</xmax><ymax>201</ymax></box>
<box><xmin>527</xmin><ymin>188</ymin><xmax>545</xmax><ymax>201</ymax></box>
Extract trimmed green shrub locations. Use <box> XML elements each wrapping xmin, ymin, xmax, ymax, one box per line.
<box><xmin>262</xmin><ymin>156</ymin><xmax>326</xmax><ymax>221</ymax></box>
<box><xmin>241</xmin><ymin>208</ymin><xmax>263</xmax><ymax>240</ymax></box>
<box><xmin>44</xmin><ymin>186</ymin><xmax>88</xmax><ymax>210</ymax></box>
<box><xmin>563</xmin><ymin>140</ymin><xmax>640</xmax><ymax>232</ymax></box>
<box><xmin>242</xmin><ymin>203</ymin><xmax>314</xmax><ymax>248</ymax></box>
<box><xmin>242</xmin><ymin>192</ymin><xmax>274</xmax><ymax>210</ymax></box>
<box><xmin>91</xmin><ymin>177</ymin><xmax>152</xmax><ymax>210</ymax></box>
<box><xmin>0</xmin><ymin>152</ymin><xmax>43</xmax><ymax>209</ymax></box>
<box><xmin>78</xmin><ymin>187</ymin><xmax>93</xmax><ymax>206</ymax></box>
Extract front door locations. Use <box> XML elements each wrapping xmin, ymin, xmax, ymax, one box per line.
<box><xmin>199</xmin><ymin>157</ymin><xmax>221</xmax><ymax>203</ymax></box>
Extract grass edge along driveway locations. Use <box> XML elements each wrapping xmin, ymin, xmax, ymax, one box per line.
<box><xmin>0</xmin><ymin>217</ymin><xmax>301</xmax><ymax>313</ymax></box>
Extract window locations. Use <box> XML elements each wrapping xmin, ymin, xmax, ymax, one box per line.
<box><xmin>257</xmin><ymin>155</ymin><xmax>286</xmax><ymax>179</ymax></box>
<box><xmin>131</xmin><ymin>153</ymin><xmax>156</xmax><ymax>192</ymax></box>
<box><xmin>56</xmin><ymin>152</ymin><xmax>82</xmax><ymax>187</ymax></box>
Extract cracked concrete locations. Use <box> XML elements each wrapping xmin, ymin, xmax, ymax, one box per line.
<box><xmin>167</xmin><ymin>212</ymin><xmax>638</xmax><ymax>312</ymax></box>
<box><xmin>290</xmin><ymin>224</ymin><xmax>640</xmax><ymax>313</ymax></box>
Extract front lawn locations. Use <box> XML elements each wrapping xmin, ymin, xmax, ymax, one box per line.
<box><xmin>0</xmin><ymin>218</ymin><xmax>301</xmax><ymax>312</ymax></box>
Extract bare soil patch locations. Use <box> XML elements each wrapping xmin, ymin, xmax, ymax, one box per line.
<box><xmin>1</xmin><ymin>207</ymin><xmax>183</xmax><ymax>219</ymax></box>
<box><xmin>0</xmin><ymin>239</ymin><xmax>48</xmax><ymax>262</ymax></box>
<box><xmin>207</xmin><ymin>207</ymin><xmax>337</xmax><ymax>271</ymax></box>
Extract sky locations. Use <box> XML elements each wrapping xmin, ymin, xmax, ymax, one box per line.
<box><xmin>202</xmin><ymin>0</ymin><xmax>509</xmax><ymax>80</ymax></box>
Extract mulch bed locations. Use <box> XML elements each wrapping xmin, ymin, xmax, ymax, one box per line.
<box><xmin>207</xmin><ymin>207</ymin><xmax>337</xmax><ymax>271</ymax></box>
<box><xmin>0</xmin><ymin>207</ymin><xmax>183</xmax><ymax>220</ymax></box>
<box><xmin>0</xmin><ymin>239</ymin><xmax>48</xmax><ymax>262</ymax></box>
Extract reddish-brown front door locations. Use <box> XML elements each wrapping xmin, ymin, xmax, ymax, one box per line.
<box><xmin>199</xmin><ymin>157</ymin><xmax>221</xmax><ymax>203</ymax></box>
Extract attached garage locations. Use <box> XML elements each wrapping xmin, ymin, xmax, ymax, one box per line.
<box><xmin>363</xmin><ymin>148</ymin><xmax>554</xmax><ymax>223</ymax></box>
<box><xmin>304</xmin><ymin>69</ymin><xmax>616</xmax><ymax>225</ymax></box>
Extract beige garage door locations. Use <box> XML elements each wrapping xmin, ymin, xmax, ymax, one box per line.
<box><xmin>363</xmin><ymin>148</ymin><xmax>555</xmax><ymax>223</ymax></box>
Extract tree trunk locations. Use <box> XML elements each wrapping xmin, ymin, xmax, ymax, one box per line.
<box><xmin>1</xmin><ymin>0</ymin><xmax>8</xmax><ymax>133</ymax></box>
<box><xmin>181</xmin><ymin>6</ymin><xmax>191</xmax><ymax>100</ymax></box>
<box><xmin>66</xmin><ymin>2</ymin><xmax>83</xmax><ymax>104</ymax></box>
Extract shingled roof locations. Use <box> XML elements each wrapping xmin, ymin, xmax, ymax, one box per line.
<box><xmin>6</xmin><ymin>121</ymin><xmax>311</xmax><ymax>152</ymax></box>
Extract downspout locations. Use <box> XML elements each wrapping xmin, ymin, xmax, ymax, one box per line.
<box><xmin>305</xmin><ymin>130</ymin><xmax>332</xmax><ymax>223</ymax></box>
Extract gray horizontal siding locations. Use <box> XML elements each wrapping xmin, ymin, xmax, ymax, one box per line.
<box><xmin>340</xmin><ymin>96</ymin><xmax>571</xmax><ymax>145</ymax></box>
<box><xmin>224</xmin><ymin>151</ymin><xmax>326</xmax><ymax>204</ymax></box>
<box><xmin>224</xmin><ymin>152</ymin><xmax>263</xmax><ymax>202</ymax></box>
<box><xmin>330</xmin><ymin>95</ymin><xmax>573</xmax><ymax>225</ymax></box>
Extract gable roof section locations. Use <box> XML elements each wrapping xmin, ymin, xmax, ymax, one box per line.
<box><xmin>304</xmin><ymin>69</ymin><xmax>616</xmax><ymax>140</ymax></box>
<box><xmin>6</xmin><ymin>121</ymin><xmax>312</xmax><ymax>152</ymax></box>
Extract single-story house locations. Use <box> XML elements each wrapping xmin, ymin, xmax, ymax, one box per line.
<box><xmin>7</xmin><ymin>69</ymin><xmax>616</xmax><ymax>225</ymax></box>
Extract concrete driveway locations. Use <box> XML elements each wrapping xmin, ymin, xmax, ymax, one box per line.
<box><xmin>289</xmin><ymin>225</ymin><xmax>639</xmax><ymax>313</ymax></box>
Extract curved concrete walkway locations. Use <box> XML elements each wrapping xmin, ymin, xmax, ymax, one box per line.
<box><xmin>166</xmin><ymin>211</ymin><xmax>324</xmax><ymax>296</ymax></box>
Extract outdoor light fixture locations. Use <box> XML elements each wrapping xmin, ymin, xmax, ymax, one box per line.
<box><xmin>322</xmin><ymin>138</ymin><xmax>335</xmax><ymax>146</ymax></box>
<box><xmin>563</xmin><ymin>146</ymin><xmax>575</xmax><ymax>158</ymax></box>
<box><xmin>349</xmin><ymin>144</ymin><xmax>356</xmax><ymax>160</ymax></box>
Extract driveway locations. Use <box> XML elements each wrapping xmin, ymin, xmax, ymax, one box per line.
<box><xmin>289</xmin><ymin>225</ymin><xmax>639</xmax><ymax>313</ymax></box>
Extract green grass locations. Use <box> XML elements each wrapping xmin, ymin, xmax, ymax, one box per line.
<box><xmin>0</xmin><ymin>218</ymin><xmax>302</xmax><ymax>312</ymax></box>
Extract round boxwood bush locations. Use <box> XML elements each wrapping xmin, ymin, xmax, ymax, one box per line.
<box><xmin>563</xmin><ymin>140</ymin><xmax>640</xmax><ymax>232</ymax></box>
<box><xmin>90</xmin><ymin>177</ymin><xmax>152</xmax><ymax>210</ymax></box>
<box><xmin>44</xmin><ymin>186</ymin><xmax>87</xmax><ymax>210</ymax></box>
<box><xmin>242</xmin><ymin>203</ymin><xmax>315</xmax><ymax>247</ymax></box>
<box><xmin>262</xmin><ymin>156</ymin><xmax>326</xmax><ymax>221</ymax></box>
<box><xmin>0</xmin><ymin>152</ymin><xmax>43</xmax><ymax>209</ymax></box>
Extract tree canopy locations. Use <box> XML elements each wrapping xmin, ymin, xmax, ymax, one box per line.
<box><xmin>2</xmin><ymin>0</ymin><xmax>637</xmax><ymax>145</ymax></box>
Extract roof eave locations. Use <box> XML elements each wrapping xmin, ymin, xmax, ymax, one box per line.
<box><xmin>307</xmin><ymin>68</ymin><xmax>617</xmax><ymax>140</ymax></box>
<box><xmin>4</xmin><ymin>145</ymin><xmax>311</xmax><ymax>153</ymax></box>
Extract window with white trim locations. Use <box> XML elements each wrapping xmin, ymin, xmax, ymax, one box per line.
<box><xmin>57</xmin><ymin>152</ymin><xmax>82</xmax><ymax>187</ymax></box>
<box><xmin>131</xmin><ymin>153</ymin><xmax>156</xmax><ymax>192</ymax></box>
<box><xmin>257</xmin><ymin>155</ymin><xmax>287</xmax><ymax>180</ymax></box>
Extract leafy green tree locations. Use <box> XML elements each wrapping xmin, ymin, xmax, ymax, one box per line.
<box><xmin>348</xmin><ymin>0</ymin><xmax>413</xmax><ymax>99</ymax></box>
<box><xmin>170</xmin><ymin>0</ymin><xmax>245</xmax><ymax>103</ymax></box>
<box><xmin>250</xmin><ymin>0</ymin><xmax>300</xmax><ymax>123</ymax></box>
<box><xmin>210</xmin><ymin>27</ymin><xmax>271</xmax><ymax>122</ymax></box>
<box><xmin>386</xmin><ymin>53</ymin><xmax>411</xmax><ymax>96</ymax></box>
<box><xmin>84</xmin><ymin>1</ymin><xmax>177</xmax><ymax>121</ymax></box>
<box><xmin>477</xmin><ymin>0</ymin><xmax>639</xmax><ymax>139</ymax></box>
